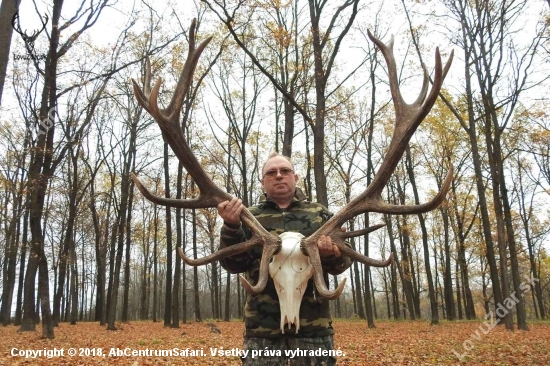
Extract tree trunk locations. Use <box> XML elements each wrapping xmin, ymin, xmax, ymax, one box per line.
<box><xmin>172</xmin><ymin>165</ymin><xmax>184</xmax><ymax>328</ymax></box>
<box><xmin>53</xmin><ymin>148</ymin><xmax>80</xmax><ymax>325</ymax></box>
<box><xmin>192</xmin><ymin>207</ymin><xmax>201</xmax><ymax>322</ymax></box>
<box><xmin>153</xmin><ymin>204</ymin><xmax>159</xmax><ymax>322</ymax></box>
<box><xmin>69</xmin><ymin>247</ymin><xmax>78</xmax><ymax>325</ymax></box>
<box><xmin>455</xmin><ymin>258</ymin><xmax>463</xmax><ymax>320</ymax></box>
<box><xmin>524</xmin><ymin>226</ymin><xmax>546</xmax><ymax>320</ymax></box>
<box><xmin>224</xmin><ymin>272</ymin><xmax>230</xmax><ymax>321</ymax></box>
<box><xmin>89</xmin><ymin>183</ymin><xmax>109</xmax><ymax>325</ymax></box>
<box><xmin>385</xmin><ymin>207</ymin><xmax>409</xmax><ymax>320</ymax></box>
<box><xmin>307</xmin><ymin>0</ymin><xmax>359</xmax><ymax>207</ymax></box>
<box><xmin>405</xmin><ymin>148</ymin><xmax>439</xmax><ymax>324</ymax></box>
<box><xmin>163</xmin><ymin>142</ymin><xmax>173</xmax><ymax>327</ymax></box>
<box><xmin>0</xmin><ymin>0</ymin><xmax>21</xmax><ymax>104</ymax></box>
<box><xmin>106</xmin><ymin>116</ymin><xmax>136</xmax><ymax>329</ymax></box>
<box><xmin>397</xmin><ymin>219</ymin><xmax>416</xmax><ymax>320</ymax></box>
<box><xmin>140</xmin><ymin>209</ymin><xmax>150</xmax><ymax>320</ymax></box>
<box><xmin>14</xmin><ymin>209</ymin><xmax>29</xmax><ymax>325</ymax></box>
<box><xmin>451</xmin><ymin>180</ymin><xmax>476</xmax><ymax>320</ymax></box>
<box><xmin>349</xmin><ymin>230</ymin><xmax>364</xmax><ymax>319</ymax></box>
<box><xmin>382</xmin><ymin>267</ymin><xmax>391</xmax><ymax>319</ymax></box>
<box><xmin>334</xmin><ymin>276</ymin><xmax>342</xmax><ymax>318</ymax></box>
<box><xmin>363</xmin><ymin>215</ymin><xmax>375</xmax><ymax>327</ymax></box>
<box><xmin>500</xmin><ymin>175</ymin><xmax>528</xmax><ymax>330</ymax></box>
<box><xmin>441</xmin><ymin>206</ymin><xmax>455</xmax><ymax>321</ymax></box>
<box><xmin>1</xmin><ymin>196</ymin><xmax>21</xmax><ymax>325</ymax></box>
<box><xmin>484</xmin><ymin>119</ymin><xmax>514</xmax><ymax>331</ymax></box>
<box><xmin>463</xmin><ymin>63</ymin><xmax>504</xmax><ymax>327</ymax></box>
<box><xmin>19</xmin><ymin>0</ymin><xmax>66</xmax><ymax>337</ymax></box>
<box><xmin>182</xmin><ymin>205</ymin><xmax>187</xmax><ymax>324</ymax></box>
<box><xmin>281</xmin><ymin>96</ymin><xmax>295</xmax><ymax>156</ymax></box>
<box><xmin>106</xmin><ymin>213</ymin><xmax>126</xmax><ymax>330</ymax></box>
<box><xmin>122</xmin><ymin>179</ymin><xmax>135</xmax><ymax>323</ymax></box>
<box><xmin>105</xmin><ymin>220</ymin><xmax>116</xmax><ymax>325</ymax></box>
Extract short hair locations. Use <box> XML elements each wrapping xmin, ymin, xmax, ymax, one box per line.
<box><xmin>262</xmin><ymin>152</ymin><xmax>294</xmax><ymax>174</ymax></box>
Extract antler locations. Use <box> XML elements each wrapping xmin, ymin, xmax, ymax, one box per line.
<box><xmin>11</xmin><ymin>12</ymin><xmax>25</xmax><ymax>38</ymax></box>
<box><xmin>299</xmin><ymin>32</ymin><xmax>455</xmax><ymax>299</ymax></box>
<box><xmin>11</xmin><ymin>11</ymin><xmax>49</xmax><ymax>49</ymax></box>
<box><xmin>131</xmin><ymin>19</ymin><xmax>282</xmax><ymax>294</ymax></box>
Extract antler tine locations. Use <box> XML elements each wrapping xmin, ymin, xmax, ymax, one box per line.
<box><xmin>367</xmin><ymin>37</ymin><xmax>445</xmax><ymax>196</ymax></box>
<box><xmin>144</xmin><ymin>57</ymin><xmax>152</xmax><ymax>98</ymax></box>
<box><xmin>130</xmin><ymin>18</ymin><xmax>218</xmax><ymax>208</ymax></box>
<box><xmin>131</xmin><ymin>172</ymin><xmax>222</xmax><ymax>209</ymax></box>
<box><xmin>367</xmin><ymin>31</ymin><xmax>406</xmax><ymax>113</ymax></box>
<box><xmin>11</xmin><ymin>12</ymin><xmax>23</xmax><ymax>37</ymax></box>
<box><xmin>177</xmin><ymin>235</ymin><xmax>263</xmax><ymax>266</ymax></box>
<box><xmin>302</xmin><ymin>242</ymin><xmax>347</xmax><ymax>299</ymax></box>
<box><xmin>176</xmin><ymin>205</ymin><xmax>282</xmax><ymax>295</ymax></box>
<box><xmin>34</xmin><ymin>13</ymin><xmax>49</xmax><ymax>38</ymax></box>
<box><xmin>370</xmin><ymin>166</ymin><xmax>454</xmax><ymax>215</ymax></box>
<box><xmin>131</xmin><ymin>18</ymin><xmax>212</xmax><ymax>127</ymax></box>
<box><xmin>175</xmin><ymin>204</ymin><xmax>282</xmax><ymax>284</ymax></box>
<box><xmin>131</xmin><ymin>58</ymin><xmax>154</xmax><ymax>114</ymax></box>
<box><xmin>237</xmin><ymin>241</ymin><xmax>283</xmax><ymax>294</ymax></box>
<box><xmin>300</xmin><ymin>223</ymin><xmax>389</xmax><ymax>299</ymax></box>
<box><xmin>412</xmin><ymin>63</ymin><xmax>430</xmax><ymax>108</ymax></box>
<box><xmin>165</xmin><ymin>19</ymin><xmax>212</xmax><ymax>121</ymax></box>
<box><xmin>341</xmin><ymin>223</ymin><xmax>386</xmax><ymax>239</ymax></box>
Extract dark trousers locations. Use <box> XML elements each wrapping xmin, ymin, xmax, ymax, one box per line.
<box><xmin>241</xmin><ymin>335</ymin><xmax>337</xmax><ymax>366</ymax></box>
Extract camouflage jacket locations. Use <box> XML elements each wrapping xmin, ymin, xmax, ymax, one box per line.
<box><xmin>219</xmin><ymin>188</ymin><xmax>352</xmax><ymax>339</ymax></box>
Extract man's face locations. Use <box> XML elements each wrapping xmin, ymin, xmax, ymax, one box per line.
<box><xmin>261</xmin><ymin>156</ymin><xmax>298</xmax><ymax>205</ymax></box>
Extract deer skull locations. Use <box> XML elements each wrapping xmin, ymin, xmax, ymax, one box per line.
<box><xmin>269</xmin><ymin>232</ymin><xmax>313</xmax><ymax>333</ymax></box>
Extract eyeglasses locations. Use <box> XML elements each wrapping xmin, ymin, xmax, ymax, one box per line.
<box><xmin>262</xmin><ymin>168</ymin><xmax>294</xmax><ymax>179</ymax></box>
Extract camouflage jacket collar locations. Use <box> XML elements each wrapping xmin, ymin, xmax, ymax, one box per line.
<box><xmin>258</xmin><ymin>187</ymin><xmax>308</xmax><ymax>207</ymax></box>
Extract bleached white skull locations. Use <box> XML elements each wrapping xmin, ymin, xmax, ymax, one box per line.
<box><xmin>269</xmin><ymin>231</ymin><xmax>313</xmax><ymax>333</ymax></box>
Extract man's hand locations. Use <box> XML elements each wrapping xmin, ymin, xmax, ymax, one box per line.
<box><xmin>318</xmin><ymin>226</ymin><xmax>346</xmax><ymax>257</ymax></box>
<box><xmin>217</xmin><ymin>197</ymin><xmax>244</xmax><ymax>228</ymax></box>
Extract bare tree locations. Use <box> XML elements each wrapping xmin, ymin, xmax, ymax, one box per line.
<box><xmin>202</xmin><ymin>0</ymin><xmax>365</xmax><ymax>207</ymax></box>
<box><xmin>439</xmin><ymin>0</ymin><xmax>547</xmax><ymax>330</ymax></box>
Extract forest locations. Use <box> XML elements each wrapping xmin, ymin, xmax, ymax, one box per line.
<box><xmin>0</xmin><ymin>0</ymin><xmax>549</xmax><ymax>353</ymax></box>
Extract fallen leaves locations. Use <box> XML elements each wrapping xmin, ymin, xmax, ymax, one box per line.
<box><xmin>1</xmin><ymin>319</ymin><xmax>549</xmax><ymax>365</ymax></box>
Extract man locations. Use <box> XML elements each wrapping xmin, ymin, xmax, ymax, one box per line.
<box><xmin>217</xmin><ymin>152</ymin><xmax>351</xmax><ymax>365</ymax></box>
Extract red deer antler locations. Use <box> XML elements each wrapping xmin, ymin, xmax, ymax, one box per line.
<box><xmin>132</xmin><ymin>21</ymin><xmax>453</xmax><ymax>299</ymax></box>
<box><xmin>298</xmin><ymin>32</ymin><xmax>454</xmax><ymax>299</ymax></box>
<box><xmin>131</xmin><ymin>19</ymin><xmax>282</xmax><ymax>293</ymax></box>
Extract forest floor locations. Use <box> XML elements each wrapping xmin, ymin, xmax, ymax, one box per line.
<box><xmin>1</xmin><ymin>318</ymin><xmax>549</xmax><ymax>365</ymax></box>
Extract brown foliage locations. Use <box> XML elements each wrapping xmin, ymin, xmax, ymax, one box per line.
<box><xmin>1</xmin><ymin>320</ymin><xmax>549</xmax><ymax>365</ymax></box>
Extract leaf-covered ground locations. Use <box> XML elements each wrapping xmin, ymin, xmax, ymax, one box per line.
<box><xmin>1</xmin><ymin>319</ymin><xmax>549</xmax><ymax>365</ymax></box>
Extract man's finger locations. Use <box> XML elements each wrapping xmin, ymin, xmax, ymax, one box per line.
<box><xmin>217</xmin><ymin>200</ymin><xmax>228</xmax><ymax>212</ymax></box>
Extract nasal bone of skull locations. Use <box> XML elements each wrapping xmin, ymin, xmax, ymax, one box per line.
<box><xmin>268</xmin><ymin>231</ymin><xmax>313</xmax><ymax>333</ymax></box>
